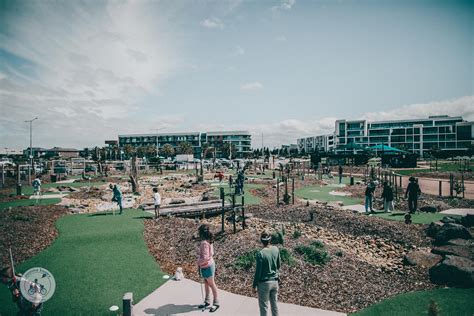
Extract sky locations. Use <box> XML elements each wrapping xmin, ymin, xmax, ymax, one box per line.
<box><xmin>0</xmin><ymin>0</ymin><xmax>473</xmax><ymax>150</ymax></box>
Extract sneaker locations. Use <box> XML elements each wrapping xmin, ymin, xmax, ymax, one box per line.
<box><xmin>209</xmin><ymin>305</ymin><xmax>220</xmax><ymax>313</ymax></box>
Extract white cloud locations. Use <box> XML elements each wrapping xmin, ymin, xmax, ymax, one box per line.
<box><xmin>272</xmin><ymin>0</ymin><xmax>296</xmax><ymax>11</ymax></box>
<box><xmin>234</xmin><ymin>46</ymin><xmax>245</xmax><ymax>56</ymax></box>
<box><xmin>240</xmin><ymin>82</ymin><xmax>264</xmax><ymax>91</ymax></box>
<box><xmin>0</xmin><ymin>0</ymin><xmax>179</xmax><ymax>148</ymax></box>
<box><xmin>275</xmin><ymin>35</ymin><xmax>287</xmax><ymax>41</ymax></box>
<box><xmin>200</xmin><ymin>18</ymin><xmax>224</xmax><ymax>29</ymax></box>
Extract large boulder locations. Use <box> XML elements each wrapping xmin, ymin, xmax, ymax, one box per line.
<box><xmin>426</xmin><ymin>221</ymin><xmax>443</xmax><ymax>238</ymax></box>
<box><xmin>420</xmin><ymin>205</ymin><xmax>438</xmax><ymax>213</ymax></box>
<box><xmin>403</xmin><ymin>250</ymin><xmax>443</xmax><ymax>268</ymax></box>
<box><xmin>431</xmin><ymin>245</ymin><xmax>474</xmax><ymax>260</ymax></box>
<box><xmin>429</xmin><ymin>255</ymin><xmax>474</xmax><ymax>288</ymax></box>
<box><xmin>462</xmin><ymin>214</ymin><xmax>474</xmax><ymax>228</ymax></box>
<box><xmin>434</xmin><ymin>223</ymin><xmax>472</xmax><ymax>246</ymax></box>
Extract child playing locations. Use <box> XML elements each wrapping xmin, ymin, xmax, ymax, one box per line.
<box><xmin>153</xmin><ymin>187</ymin><xmax>161</xmax><ymax>220</ymax></box>
<box><xmin>197</xmin><ymin>224</ymin><xmax>220</xmax><ymax>312</ymax></box>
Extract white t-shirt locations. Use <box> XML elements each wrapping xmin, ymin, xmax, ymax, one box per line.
<box><xmin>153</xmin><ymin>192</ymin><xmax>161</xmax><ymax>206</ymax></box>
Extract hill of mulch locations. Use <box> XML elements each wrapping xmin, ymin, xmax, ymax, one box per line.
<box><xmin>0</xmin><ymin>205</ymin><xmax>69</xmax><ymax>267</ymax></box>
<box><xmin>249</xmin><ymin>204</ymin><xmax>431</xmax><ymax>248</ymax></box>
<box><xmin>144</xmin><ymin>216</ymin><xmax>434</xmax><ymax>313</ymax></box>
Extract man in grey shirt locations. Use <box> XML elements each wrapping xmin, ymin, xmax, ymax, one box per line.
<box><xmin>253</xmin><ymin>231</ymin><xmax>281</xmax><ymax>316</ymax></box>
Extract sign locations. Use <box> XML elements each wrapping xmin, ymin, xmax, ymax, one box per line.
<box><xmin>19</xmin><ymin>267</ymin><xmax>56</xmax><ymax>303</ymax></box>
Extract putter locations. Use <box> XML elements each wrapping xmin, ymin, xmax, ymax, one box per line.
<box><xmin>199</xmin><ymin>270</ymin><xmax>206</xmax><ymax>312</ymax></box>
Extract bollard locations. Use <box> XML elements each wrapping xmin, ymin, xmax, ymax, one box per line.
<box><xmin>123</xmin><ymin>292</ymin><xmax>133</xmax><ymax>316</ymax></box>
<box><xmin>241</xmin><ymin>195</ymin><xmax>246</xmax><ymax>229</ymax></box>
<box><xmin>220</xmin><ymin>187</ymin><xmax>225</xmax><ymax>233</ymax></box>
<box><xmin>439</xmin><ymin>181</ymin><xmax>442</xmax><ymax>197</ymax></box>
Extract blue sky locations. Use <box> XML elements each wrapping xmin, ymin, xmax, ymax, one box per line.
<box><xmin>0</xmin><ymin>0</ymin><xmax>473</xmax><ymax>149</ymax></box>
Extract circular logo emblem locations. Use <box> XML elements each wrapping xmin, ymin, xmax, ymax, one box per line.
<box><xmin>19</xmin><ymin>267</ymin><xmax>56</xmax><ymax>304</ymax></box>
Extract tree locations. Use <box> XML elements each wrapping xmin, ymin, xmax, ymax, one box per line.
<box><xmin>201</xmin><ymin>143</ymin><xmax>213</xmax><ymax>159</ymax></box>
<box><xmin>145</xmin><ymin>145</ymin><xmax>157</xmax><ymax>158</ymax></box>
<box><xmin>160</xmin><ymin>143</ymin><xmax>175</xmax><ymax>158</ymax></box>
<box><xmin>123</xmin><ymin>144</ymin><xmax>136</xmax><ymax>159</ymax></box>
<box><xmin>222</xmin><ymin>142</ymin><xmax>237</xmax><ymax>159</ymax></box>
<box><xmin>177</xmin><ymin>141</ymin><xmax>194</xmax><ymax>155</ymax></box>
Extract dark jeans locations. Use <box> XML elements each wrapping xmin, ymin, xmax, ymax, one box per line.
<box><xmin>408</xmin><ymin>198</ymin><xmax>417</xmax><ymax>213</ymax></box>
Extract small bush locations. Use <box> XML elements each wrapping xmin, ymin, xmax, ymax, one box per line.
<box><xmin>271</xmin><ymin>231</ymin><xmax>284</xmax><ymax>245</ymax></box>
<box><xmin>295</xmin><ymin>244</ymin><xmax>330</xmax><ymax>266</ymax></box>
<box><xmin>292</xmin><ymin>229</ymin><xmax>302</xmax><ymax>239</ymax></box>
<box><xmin>279</xmin><ymin>247</ymin><xmax>294</xmax><ymax>266</ymax></box>
<box><xmin>310</xmin><ymin>240</ymin><xmax>324</xmax><ymax>248</ymax></box>
<box><xmin>335</xmin><ymin>249</ymin><xmax>344</xmax><ymax>257</ymax></box>
<box><xmin>233</xmin><ymin>249</ymin><xmax>259</xmax><ymax>270</ymax></box>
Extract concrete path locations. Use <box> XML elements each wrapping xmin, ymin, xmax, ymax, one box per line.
<box><xmin>29</xmin><ymin>193</ymin><xmax>68</xmax><ymax>199</ymax></box>
<box><xmin>341</xmin><ymin>204</ymin><xmax>366</xmax><ymax>213</ymax></box>
<box><xmin>55</xmin><ymin>179</ymin><xmax>76</xmax><ymax>184</ymax></box>
<box><xmin>134</xmin><ymin>278</ymin><xmax>345</xmax><ymax>316</ymax></box>
<box><xmin>440</xmin><ymin>208</ymin><xmax>474</xmax><ymax>216</ymax></box>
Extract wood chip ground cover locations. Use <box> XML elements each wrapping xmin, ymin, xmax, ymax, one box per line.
<box><xmin>144</xmin><ymin>212</ymin><xmax>435</xmax><ymax>313</ymax></box>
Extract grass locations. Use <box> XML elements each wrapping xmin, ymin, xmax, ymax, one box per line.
<box><xmin>233</xmin><ymin>249</ymin><xmax>259</xmax><ymax>270</ymax></box>
<box><xmin>295</xmin><ymin>184</ymin><xmax>362</xmax><ymax>205</ymax></box>
<box><xmin>373</xmin><ymin>211</ymin><xmax>461</xmax><ymax>225</ymax></box>
<box><xmin>8</xmin><ymin>181</ymin><xmax>106</xmax><ymax>196</ymax></box>
<box><xmin>212</xmin><ymin>183</ymin><xmax>263</xmax><ymax>205</ymax></box>
<box><xmin>395</xmin><ymin>162</ymin><xmax>471</xmax><ymax>176</ymax></box>
<box><xmin>0</xmin><ymin>209</ymin><xmax>166</xmax><ymax>315</ymax></box>
<box><xmin>352</xmin><ymin>288</ymin><xmax>474</xmax><ymax>316</ymax></box>
<box><xmin>0</xmin><ymin>198</ymin><xmax>62</xmax><ymax>210</ymax></box>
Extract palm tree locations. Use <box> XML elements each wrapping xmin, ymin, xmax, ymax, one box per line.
<box><xmin>123</xmin><ymin>144</ymin><xmax>136</xmax><ymax>159</ymax></box>
<box><xmin>160</xmin><ymin>143</ymin><xmax>175</xmax><ymax>158</ymax></box>
<box><xmin>177</xmin><ymin>141</ymin><xmax>193</xmax><ymax>155</ymax></box>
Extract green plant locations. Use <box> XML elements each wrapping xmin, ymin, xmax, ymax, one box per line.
<box><xmin>428</xmin><ymin>300</ymin><xmax>440</xmax><ymax>316</ymax></box>
<box><xmin>310</xmin><ymin>240</ymin><xmax>324</xmax><ymax>248</ymax></box>
<box><xmin>234</xmin><ymin>249</ymin><xmax>259</xmax><ymax>270</ymax></box>
<box><xmin>13</xmin><ymin>214</ymin><xmax>30</xmax><ymax>221</ymax></box>
<box><xmin>292</xmin><ymin>229</ymin><xmax>302</xmax><ymax>239</ymax></box>
<box><xmin>335</xmin><ymin>249</ymin><xmax>344</xmax><ymax>257</ymax></box>
<box><xmin>295</xmin><ymin>244</ymin><xmax>330</xmax><ymax>266</ymax></box>
<box><xmin>279</xmin><ymin>247</ymin><xmax>294</xmax><ymax>266</ymax></box>
<box><xmin>271</xmin><ymin>231</ymin><xmax>284</xmax><ymax>245</ymax></box>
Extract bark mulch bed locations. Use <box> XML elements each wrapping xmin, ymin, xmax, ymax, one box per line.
<box><xmin>144</xmin><ymin>214</ymin><xmax>434</xmax><ymax>313</ymax></box>
<box><xmin>0</xmin><ymin>205</ymin><xmax>69</xmax><ymax>267</ymax></box>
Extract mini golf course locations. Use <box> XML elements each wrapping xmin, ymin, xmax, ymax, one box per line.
<box><xmin>212</xmin><ymin>183</ymin><xmax>263</xmax><ymax>205</ymax></box>
<box><xmin>0</xmin><ymin>198</ymin><xmax>62</xmax><ymax>210</ymax></box>
<box><xmin>295</xmin><ymin>184</ymin><xmax>362</xmax><ymax>205</ymax></box>
<box><xmin>0</xmin><ymin>209</ymin><xmax>166</xmax><ymax>315</ymax></box>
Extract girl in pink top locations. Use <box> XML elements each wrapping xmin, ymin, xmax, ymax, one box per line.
<box><xmin>197</xmin><ymin>224</ymin><xmax>220</xmax><ymax>312</ymax></box>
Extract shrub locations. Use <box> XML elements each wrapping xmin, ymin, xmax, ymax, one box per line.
<box><xmin>292</xmin><ymin>229</ymin><xmax>302</xmax><ymax>239</ymax></box>
<box><xmin>271</xmin><ymin>231</ymin><xmax>284</xmax><ymax>245</ymax></box>
<box><xmin>279</xmin><ymin>247</ymin><xmax>295</xmax><ymax>266</ymax></box>
<box><xmin>295</xmin><ymin>244</ymin><xmax>330</xmax><ymax>266</ymax></box>
<box><xmin>335</xmin><ymin>249</ymin><xmax>344</xmax><ymax>257</ymax></box>
<box><xmin>234</xmin><ymin>249</ymin><xmax>259</xmax><ymax>270</ymax></box>
<box><xmin>310</xmin><ymin>240</ymin><xmax>324</xmax><ymax>248</ymax></box>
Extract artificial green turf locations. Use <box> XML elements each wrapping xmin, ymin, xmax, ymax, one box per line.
<box><xmin>0</xmin><ymin>198</ymin><xmax>62</xmax><ymax>210</ymax></box>
<box><xmin>352</xmin><ymin>288</ymin><xmax>474</xmax><ymax>316</ymax></box>
<box><xmin>10</xmin><ymin>182</ymin><xmax>106</xmax><ymax>196</ymax></box>
<box><xmin>373</xmin><ymin>211</ymin><xmax>461</xmax><ymax>225</ymax></box>
<box><xmin>212</xmin><ymin>183</ymin><xmax>263</xmax><ymax>205</ymax></box>
<box><xmin>0</xmin><ymin>209</ymin><xmax>166</xmax><ymax>315</ymax></box>
<box><xmin>295</xmin><ymin>185</ymin><xmax>362</xmax><ymax>205</ymax></box>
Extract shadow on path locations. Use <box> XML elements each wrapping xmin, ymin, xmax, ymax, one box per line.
<box><xmin>144</xmin><ymin>304</ymin><xmax>199</xmax><ymax>315</ymax></box>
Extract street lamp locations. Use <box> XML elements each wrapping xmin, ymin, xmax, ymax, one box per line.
<box><xmin>152</xmin><ymin>127</ymin><xmax>166</xmax><ymax>157</ymax></box>
<box><xmin>25</xmin><ymin>117</ymin><xmax>38</xmax><ymax>184</ymax></box>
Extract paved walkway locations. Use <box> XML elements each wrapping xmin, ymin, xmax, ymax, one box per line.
<box><xmin>134</xmin><ymin>278</ymin><xmax>345</xmax><ymax>316</ymax></box>
<box><xmin>440</xmin><ymin>208</ymin><xmax>474</xmax><ymax>216</ymax></box>
<box><xmin>29</xmin><ymin>193</ymin><xmax>68</xmax><ymax>199</ymax></box>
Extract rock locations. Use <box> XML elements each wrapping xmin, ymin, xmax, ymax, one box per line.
<box><xmin>169</xmin><ymin>199</ymin><xmax>186</xmax><ymax>205</ymax></box>
<box><xmin>434</xmin><ymin>223</ymin><xmax>472</xmax><ymax>246</ymax></box>
<box><xmin>429</xmin><ymin>255</ymin><xmax>474</xmax><ymax>288</ymax></box>
<box><xmin>426</xmin><ymin>221</ymin><xmax>443</xmax><ymax>238</ymax></box>
<box><xmin>462</xmin><ymin>214</ymin><xmax>474</xmax><ymax>228</ymax></box>
<box><xmin>432</xmin><ymin>245</ymin><xmax>474</xmax><ymax>260</ymax></box>
<box><xmin>420</xmin><ymin>205</ymin><xmax>438</xmax><ymax>213</ymax></box>
<box><xmin>447</xmin><ymin>239</ymin><xmax>474</xmax><ymax>247</ymax></box>
<box><xmin>440</xmin><ymin>216</ymin><xmax>459</xmax><ymax>224</ymax></box>
<box><xmin>403</xmin><ymin>250</ymin><xmax>443</xmax><ymax>268</ymax></box>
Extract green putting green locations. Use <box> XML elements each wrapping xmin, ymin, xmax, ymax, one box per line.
<box><xmin>212</xmin><ymin>183</ymin><xmax>263</xmax><ymax>205</ymax></box>
<box><xmin>353</xmin><ymin>288</ymin><xmax>474</xmax><ymax>316</ymax></box>
<box><xmin>295</xmin><ymin>185</ymin><xmax>362</xmax><ymax>205</ymax></box>
<box><xmin>0</xmin><ymin>198</ymin><xmax>62</xmax><ymax>210</ymax></box>
<box><xmin>373</xmin><ymin>211</ymin><xmax>461</xmax><ymax>225</ymax></box>
<box><xmin>0</xmin><ymin>209</ymin><xmax>166</xmax><ymax>315</ymax></box>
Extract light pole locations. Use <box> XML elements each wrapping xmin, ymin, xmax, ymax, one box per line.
<box><xmin>25</xmin><ymin>117</ymin><xmax>38</xmax><ymax>184</ymax></box>
<box><xmin>152</xmin><ymin>127</ymin><xmax>166</xmax><ymax>158</ymax></box>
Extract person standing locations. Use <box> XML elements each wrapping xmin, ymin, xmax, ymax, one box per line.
<box><xmin>110</xmin><ymin>184</ymin><xmax>123</xmax><ymax>215</ymax></box>
<box><xmin>365</xmin><ymin>181</ymin><xmax>375</xmax><ymax>213</ymax></box>
<box><xmin>197</xmin><ymin>224</ymin><xmax>219</xmax><ymax>313</ymax></box>
<box><xmin>152</xmin><ymin>187</ymin><xmax>161</xmax><ymax>220</ymax></box>
<box><xmin>381</xmin><ymin>181</ymin><xmax>394</xmax><ymax>213</ymax></box>
<box><xmin>32</xmin><ymin>175</ymin><xmax>42</xmax><ymax>198</ymax></box>
<box><xmin>338</xmin><ymin>165</ymin><xmax>343</xmax><ymax>184</ymax></box>
<box><xmin>253</xmin><ymin>231</ymin><xmax>281</xmax><ymax>316</ymax></box>
<box><xmin>405</xmin><ymin>177</ymin><xmax>421</xmax><ymax>213</ymax></box>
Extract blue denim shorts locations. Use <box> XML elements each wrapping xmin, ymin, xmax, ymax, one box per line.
<box><xmin>200</xmin><ymin>263</ymin><xmax>215</xmax><ymax>279</ymax></box>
